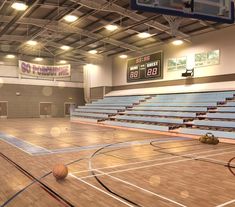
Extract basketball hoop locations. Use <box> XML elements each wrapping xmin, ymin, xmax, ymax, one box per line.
<box><xmin>163</xmin><ymin>15</ymin><xmax>184</xmax><ymax>37</ymax></box>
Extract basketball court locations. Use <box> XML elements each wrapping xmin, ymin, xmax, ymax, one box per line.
<box><xmin>0</xmin><ymin>118</ymin><xmax>234</xmax><ymax>207</ymax></box>
<box><xmin>0</xmin><ymin>0</ymin><xmax>235</xmax><ymax>207</ymax></box>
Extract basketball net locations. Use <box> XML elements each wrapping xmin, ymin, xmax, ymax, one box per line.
<box><xmin>163</xmin><ymin>15</ymin><xmax>184</xmax><ymax>37</ymax></box>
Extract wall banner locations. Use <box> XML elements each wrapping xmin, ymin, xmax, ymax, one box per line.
<box><xmin>19</xmin><ymin>60</ymin><xmax>71</xmax><ymax>78</ymax></box>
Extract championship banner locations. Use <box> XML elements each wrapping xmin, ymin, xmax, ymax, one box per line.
<box><xmin>19</xmin><ymin>60</ymin><xmax>71</xmax><ymax>78</ymax></box>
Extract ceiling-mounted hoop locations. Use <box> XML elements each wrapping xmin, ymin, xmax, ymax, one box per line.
<box><xmin>163</xmin><ymin>15</ymin><xmax>184</xmax><ymax>37</ymax></box>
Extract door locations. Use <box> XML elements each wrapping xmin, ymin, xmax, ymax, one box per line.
<box><xmin>64</xmin><ymin>102</ymin><xmax>76</xmax><ymax>117</ymax></box>
<box><xmin>0</xmin><ymin>102</ymin><xmax>8</xmax><ymax>118</ymax></box>
<box><xmin>40</xmin><ymin>102</ymin><xmax>52</xmax><ymax>118</ymax></box>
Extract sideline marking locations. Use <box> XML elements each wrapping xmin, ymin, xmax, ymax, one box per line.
<box><xmin>70</xmin><ymin>174</ymin><xmax>135</xmax><ymax>207</ymax></box>
<box><xmin>72</xmin><ymin>146</ymin><xmax>235</xmax><ymax>174</ymax></box>
<box><xmin>0</xmin><ymin>133</ymin><xmax>188</xmax><ymax>155</ymax></box>
<box><xmin>216</xmin><ymin>199</ymin><xmax>235</xmax><ymax>207</ymax></box>
<box><xmin>79</xmin><ymin>150</ymin><xmax>235</xmax><ymax>179</ymax></box>
<box><xmin>0</xmin><ymin>132</ymin><xmax>51</xmax><ymax>155</ymax></box>
<box><xmin>95</xmin><ymin>169</ymin><xmax>186</xmax><ymax>207</ymax></box>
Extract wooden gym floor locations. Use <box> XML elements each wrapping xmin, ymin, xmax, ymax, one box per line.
<box><xmin>0</xmin><ymin>118</ymin><xmax>234</xmax><ymax>207</ymax></box>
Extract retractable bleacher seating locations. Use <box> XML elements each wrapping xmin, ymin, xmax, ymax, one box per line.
<box><xmin>180</xmin><ymin>91</ymin><xmax>235</xmax><ymax>139</ymax></box>
<box><xmin>104</xmin><ymin>93</ymin><xmax>207</xmax><ymax>131</ymax></box>
<box><xmin>71</xmin><ymin>91</ymin><xmax>235</xmax><ymax>139</ymax></box>
<box><xmin>71</xmin><ymin>96</ymin><xmax>149</xmax><ymax>123</ymax></box>
<box><xmin>104</xmin><ymin>91</ymin><xmax>235</xmax><ymax>139</ymax></box>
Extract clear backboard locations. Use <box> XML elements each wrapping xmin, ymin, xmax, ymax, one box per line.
<box><xmin>131</xmin><ymin>0</ymin><xmax>234</xmax><ymax>23</ymax></box>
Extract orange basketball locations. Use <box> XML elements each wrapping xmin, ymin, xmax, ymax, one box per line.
<box><xmin>52</xmin><ymin>164</ymin><xmax>68</xmax><ymax>180</ymax></box>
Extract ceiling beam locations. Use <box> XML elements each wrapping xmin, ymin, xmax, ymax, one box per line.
<box><xmin>0</xmin><ymin>0</ymin><xmax>41</xmax><ymax>37</ymax></box>
<box><xmin>0</xmin><ymin>15</ymin><xmax>141</xmax><ymax>52</ymax></box>
<box><xmin>0</xmin><ymin>34</ymin><xmax>101</xmax><ymax>60</ymax></box>
<box><xmin>70</xmin><ymin>0</ymin><xmax>190</xmax><ymax>40</ymax></box>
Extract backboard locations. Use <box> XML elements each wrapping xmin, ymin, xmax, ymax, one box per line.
<box><xmin>131</xmin><ymin>0</ymin><xmax>234</xmax><ymax>23</ymax></box>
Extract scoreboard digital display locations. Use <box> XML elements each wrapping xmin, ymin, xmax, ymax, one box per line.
<box><xmin>127</xmin><ymin>52</ymin><xmax>163</xmax><ymax>82</ymax></box>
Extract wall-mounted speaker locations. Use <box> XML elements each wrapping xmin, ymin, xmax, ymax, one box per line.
<box><xmin>182</xmin><ymin>68</ymin><xmax>194</xmax><ymax>78</ymax></box>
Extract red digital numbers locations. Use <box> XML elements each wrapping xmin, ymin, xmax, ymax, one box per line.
<box><xmin>136</xmin><ymin>56</ymin><xmax>150</xmax><ymax>64</ymax></box>
<box><xmin>136</xmin><ymin>58</ymin><xmax>142</xmax><ymax>64</ymax></box>
<box><xmin>129</xmin><ymin>70</ymin><xmax>139</xmax><ymax>79</ymax></box>
<box><xmin>146</xmin><ymin>68</ymin><xmax>158</xmax><ymax>77</ymax></box>
<box><xmin>143</xmin><ymin>56</ymin><xmax>150</xmax><ymax>62</ymax></box>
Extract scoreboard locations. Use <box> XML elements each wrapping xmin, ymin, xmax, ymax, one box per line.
<box><xmin>127</xmin><ymin>52</ymin><xmax>163</xmax><ymax>82</ymax></box>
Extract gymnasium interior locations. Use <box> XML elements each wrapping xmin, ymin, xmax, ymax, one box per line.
<box><xmin>0</xmin><ymin>0</ymin><xmax>235</xmax><ymax>206</ymax></box>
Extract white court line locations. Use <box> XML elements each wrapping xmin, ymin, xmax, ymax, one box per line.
<box><xmin>72</xmin><ymin>146</ymin><xmax>235</xmax><ymax>174</ymax></box>
<box><xmin>79</xmin><ymin>150</ymin><xmax>235</xmax><ymax>179</ymax></box>
<box><xmin>69</xmin><ymin>173</ymin><xmax>135</xmax><ymax>207</ymax></box>
<box><xmin>0</xmin><ymin>139</ymin><xmax>33</xmax><ymax>155</ymax></box>
<box><xmin>216</xmin><ymin>199</ymin><xmax>235</xmax><ymax>207</ymax></box>
<box><xmin>80</xmin><ymin>158</ymin><xmax>190</xmax><ymax>179</ymax></box>
<box><xmin>95</xmin><ymin>169</ymin><xmax>186</xmax><ymax>207</ymax></box>
<box><xmin>17</xmin><ymin>138</ymin><xmax>51</xmax><ymax>152</ymax></box>
<box><xmin>0</xmin><ymin>134</ymin><xmax>52</xmax><ymax>155</ymax></box>
<box><xmin>1</xmin><ymin>133</ymin><xmax>51</xmax><ymax>151</ymax></box>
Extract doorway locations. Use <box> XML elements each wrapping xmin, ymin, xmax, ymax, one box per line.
<box><xmin>39</xmin><ymin>102</ymin><xmax>52</xmax><ymax>118</ymax></box>
<box><xmin>0</xmin><ymin>101</ymin><xmax>8</xmax><ymax>118</ymax></box>
<box><xmin>64</xmin><ymin>102</ymin><xmax>76</xmax><ymax>117</ymax></box>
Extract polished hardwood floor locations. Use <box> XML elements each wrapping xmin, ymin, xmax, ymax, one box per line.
<box><xmin>0</xmin><ymin>118</ymin><xmax>234</xmax><ymax>207</ymax></box>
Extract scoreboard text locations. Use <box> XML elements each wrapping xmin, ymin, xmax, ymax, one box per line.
<box><xmin>127</xmin><ymin>52</ymin><xmax>163</xmax><ymax>82</ymax></box>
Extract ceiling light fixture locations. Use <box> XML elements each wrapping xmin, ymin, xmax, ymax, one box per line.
<box><xmin>59</xmin><ymin>60</ymin><xmax>67</xmax><ymax>64</ymax></box>
<box><xmin>34</xmin><ymin>57</ymin><xmax>43</xmax><ymax>61</ymax></box>
<box><xmin>138</xmin><ymin>32</ymin><xmax>152</xmax><ymax>38</ymax></box>
<box><xmin>88</xmin><ymin>50</ymin><xmax>98</xmax><ymax>54</ymax></box>
<box><xmin>172</xmin><ymin>39</ymin><xmax>184</xmax><ymax>46</ymax></box>
<box><xmin>6</xmin><ymin>54</ymin><xmax>15</xmax><ymax>59</ymax></box>
<box><xmin>63</xmin><ymin>15</ymin><xmax>78</xmax><ymax>22</ymax></box>
<box><xmin>105</xmin><ymin>24</ymin><xmax>118</xmax><ymax>31</ymax></box>
<box><xmin>11</xmin><ymin>2</ymin><xmax>28</xmax><ymax>11</ymax></box>
<box><xmin>119</xmin><ymin>54</ymin><xmax>128</xmax><ymax>59</ymax></box>
<box><xmin>60</xmin><ymin>45</ymin><xmax>71</xmax><ymax>50</ymax></box>
<box><xmin>26</xmin><ymin>40</ymin><xmax>37</xmax><ymax>46</ymax></box>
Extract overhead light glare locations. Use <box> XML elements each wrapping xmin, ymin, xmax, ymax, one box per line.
<box><xmin>34</xmin><ymin>57</ymin><xmax>43</xmax><ymax>61</ymax></box>
<box><xmin>119</xmin><ymin>54</ymin><xmax>128</xmax><ymax>59</ymax></box>
<box><xmin>88</xmin><ymin>50</ymin><xmax>98</xmax><ymax>54</ymax></box>
<box><xmin>63</xmin><ymin>15</ymin><xmax>78</xmax><ymax>22</ymax></box>
<box><xmin>172</xmin><ymin>39</ymin><xmax>184</xmax><ymax>46</ymax></box>
<box><xmin>27</xmin><ymin>40</ymin><xmax>37</xmax><ymax>46</ymax></box>
<box><xmin>11</xmin><ymin>2</ymin><xmax>28</xmax><ymax>11</ymax></box>
<box><xmin>59</xmin><ymin>60</ymin><xmax>67</xmax><ymax>64</ymax></box>
<box><xmin>61</xmin><ymin>45</ymin><xmax>71</xmax><ymax>50</ymax></box>
<box><xmin>6</xmin><ymin>54</ymin><xmax>15</xmax><ymax>59</ymax></box>
<box><xmin>105</xmin><ymin>24</ymin><xmax>118</xmax><ymax>31</ymax></box>
<box><xmin>138</xmin><ymin>32</ymin><xmax>152</xmax><ymax>38</ymax></box>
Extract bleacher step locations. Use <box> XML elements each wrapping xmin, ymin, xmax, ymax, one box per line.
<box><xmin>71</xmin><ymin>116</ymin><xmax>99</xmax><ymax>123</ymax></box>
<box><xmin>103</xmin><ymin>121</ymin><xmax>169</xmax><ymax>132</ymax></box>
<box><xmin>179</xmin><ymin>128</ymin><xmax>235</xmax><ymax>139</ymax></box>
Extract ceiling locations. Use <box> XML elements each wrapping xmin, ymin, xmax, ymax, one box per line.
<box><xmin>0</xmin><ymin>0</ymin><xmax>233</xmax><ymax>65</ymax></box>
